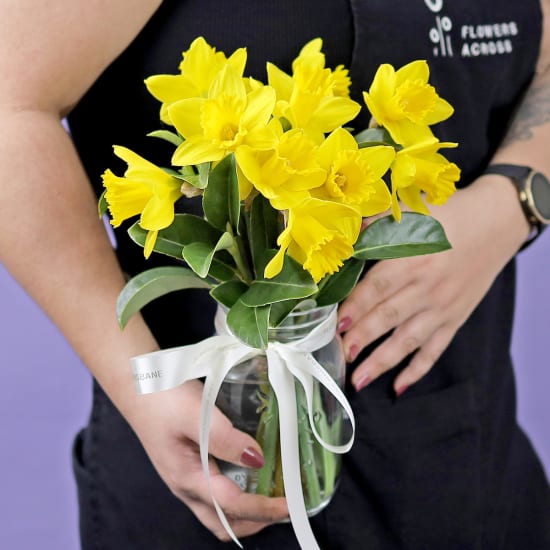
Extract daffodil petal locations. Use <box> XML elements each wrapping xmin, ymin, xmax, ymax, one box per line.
<box><xmin>391</xmin><ymin>186</ymin><xmax>402</xmax><ymax>222</ymax></box>
<box><xmin>388</xmin><ymin>119</ymin><xmax>434</xmax><ymax>147</ymax></box>
<box><xmin>266</xmin><ymin>62</ymin><xmax>294</xmax><ymax>102</ymax></box>
<box><xmin>398</xmin><ymin>186</ymin><xmax>429</xmax><ymax>214</ymax></box>
<box><xmin>172</xmin><ymin>137</ymin><xmax>224</xmax><ymax>166</ymax></box>
<box><xmin>241</xmin><ymin>86</ymin><xmax>276</xmax><ymax>128</ymax></box>
<box><xmin>227</xmin><ymin>47</ymin><xmax>247</xmax><ymax>76</ymax></box>
<box><xmin>102</xmin><ymin>170</ymin><xmax>151</xmax><ymax>226</ymax></box>
<box><xmin>169</xmin><ymin>97</ymin><xmax>204</xmax><ymax>139</ymax></box>
<box><xmin>368</xmin><ymin>64</ymin><xmax>396</xmax><ymax>104</ymax></box>
<box><xmin>395</xmin><ymin>60</ymin><xmax>429</xmax><ymax>85</ymax></box>
<box><xmin>358</xmin><ymin>145</ymin><xmax>396</xmax><ymax>178</ymax></box>
<box><xmin>317</xmin><ymin>128</ymin><xmax>358</xmax><ymax>168</ymax></box>
<box><xmin>357</xmin><ymin>180</ymin><xmax>392</xmax><ymax>217</ymax></box>
<box><xmin>141</xmin><ymin>193</ymin><xmax>176</xmax><ymax>230</ymax></box>
<box><xmin>264</xmin><ymin>228</ymin><xmax>292</xmax><ymax>278</ymax></box>
<box><xmin>144</xmin><ymin>74</ymin><xmax>198</xmax><ymax>105</ymax></box>
<box><xmin>209</xmin><ymin>64</ymin><xmax>246</xmax><ymax>104</ymax></box>
<box><xmin>423</xmin><ymin>97</ymin><xmax>454</xmax><ymax>125</ymax></box>
<box><xmin>235</xmin><ymin>146</ymin><xmax>263</xmax><ymax>187</ymax></box>
<box><xmin>312</xmin><ymin>96</ymin><xmax>361</xmax><ymax>133</ymax></box>
<box><xmin>144</xmin><ymin>230</ymin><xmax>158</xmax><ymax>259</ymax></box>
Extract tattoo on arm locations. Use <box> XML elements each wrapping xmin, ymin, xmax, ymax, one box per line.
<box><xmin>502</xmin><ymin>78</ymin><xmax>550</xmax><ymax>145</ymax></box>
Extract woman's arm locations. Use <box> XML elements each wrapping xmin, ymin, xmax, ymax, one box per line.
<box><xmin>339</xmin><ymin>0</ymin><xmax>550</xmax><ymax>394</ymax></box>
<box><xmin>0</xmin><ymin>0</ymin><xmax>287</xmax><ymax>540</ymax></box>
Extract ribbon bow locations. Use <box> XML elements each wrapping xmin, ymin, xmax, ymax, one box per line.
<box><xmin>131</xmin><ymin>307</ymin><xmax>355</xmax><ymax>549</ymax></box>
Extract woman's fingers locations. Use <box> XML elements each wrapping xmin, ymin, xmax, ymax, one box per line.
<box><xmin>129</xmin><ymin>380</ymin><xmax>287</xmax><ymax>539</ymax></box>
<box><xmin>171</xmin><ymin>455</ymin><xmax>289</xmax><ymax>541</ymax></box>
<box><xmin>340</xmin><ymin>281</ymin><xmax>425</xmax><ymax>362</ymax></box>
<box><xmin>172</xmin><ymin>381</ymin><xmax>266</xmax><ymax>468</ymax></box>
<box><xmin>337</xmin><ymin>258</ymin><xmax>413</xmax><ymax>332</ymax></box>
<box><xmin>391</xmin><ymin>325</ymin><xmax>456</xmax><ymax>395</ymax></box>
<box><xmin>349</xmin><ymin>309</ymin><xmax>437</xmax><ymax>390</ymax></box>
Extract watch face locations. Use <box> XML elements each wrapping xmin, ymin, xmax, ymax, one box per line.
<box><xmin>530</xmin><ymin>172</ymin><xmax>550</xmax><ymax>222</ymax></box>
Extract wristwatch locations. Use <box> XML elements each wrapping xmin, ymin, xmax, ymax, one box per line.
<box><xmin>484</xmin><ymin>163</ymin><xmax>550</xmax><ymax>246</ymax></box>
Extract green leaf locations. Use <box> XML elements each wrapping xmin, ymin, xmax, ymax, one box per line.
<box><xmin>248</xmin><ymin>194</ymin><xmax>280</xmax><ymax>276</ymax></box>
<box><xmin>210</xmin><ymin>280</ymin><xmax>248</xmax><ymax>309</ymax></box>
<box><xmin>269</xmin><ymin>298</ymin><xmax>301</xmax><ymax>327</ymax></box>
<box><xmin>117</xmin><ymin>266</ymin><xmax>211</xmax><ymax>328</ymax></box>
<box><xmin>203</xmin><ymin>154</ymin><xmax>240</xmax><ymax>231</ymax></box>
<box><xmin>240</xmin><ymin>254</ymin><xmax>317</xmax><ymax>307</ymax></box>
<box><xmin>98</xmin><ymin>190</ymin><xmax>109</xmax><ymax>218</ymax></box>
<box><xmin>128</xmin><ymin>215</ymin><xmax>222</xmax><ymax>257</ymax></box>
<box><xmin>207</xmin><ymin>254</ymin><xmax>240</xmax><ymax>283</ymax></box>
<box><xmin>315</xmin><ymin>258</ymin><xmax>365</xmax><ymax>306</ymax></box>
<box><xmin>354</xmin><ymin>127</ymin><xmax>398</xmax><ymax>148</ymax></box>
<box><xmin>182</xmin><ymin>232</ymin><xmax>234</xmax><ymax>278</ymax></box>
<box><xmin>147</xmin><ymin>129</ymin><xmax>183</xmax><ymax>146</ymax></box>
<box><xmin>353</xmin><ymin>212</ymin><xmax>451</xmax><ymax>260</ymax></box>
<box><xmin>226</xmin><ymin>300</ymin><xmax>270</xmax><ymax>349</ymax></box>
<box><xmin>197</xmin><ymin>162</ymin><xmax>211</xmax><ymax>189</ymax></box>
<box><xmin>128</xmin><ymin>220</ymin><xmax>237</xmax><ymax>281</ymax></box>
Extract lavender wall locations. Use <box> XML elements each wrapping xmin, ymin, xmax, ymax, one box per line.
<box><xmin>0</xmin><ymin>232</ymin><xmax>548</xmax><ymax>549</ymax></box>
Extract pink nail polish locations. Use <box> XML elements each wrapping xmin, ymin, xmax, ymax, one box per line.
<box><xmin>241</xmin><ymin>447</ymin><xmax>265</xmax><ymax>468</ymax></box>
<box><xmin>395</xmin><ymin>385</ymin><xmax>409</xmax><ymax>397</ymax></box>
<box><xmin>348</xmin><ymin>344</ymin><xmax>359</xmax><ymax>362</ymax></box>
<box><xmin>355</xmin><ymin>373</ymin><xmax>371</xmax><ymax>391</ymax></box>
<box><xmin>337</xmin><ymin>316</ymin><xmax>352</xmax><ymax>333</ymax></box>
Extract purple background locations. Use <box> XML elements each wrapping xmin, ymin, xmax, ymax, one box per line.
<box><xmin>0</xmin><ymin>233</ymin><xmax>549</xmax><ymax>549</ymax></box>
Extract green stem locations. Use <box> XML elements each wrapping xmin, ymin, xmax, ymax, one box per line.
<box><xmin>255</xmin><ymin>385</ymin><xmax>280</xmax><ymax>496</ymax></box>
<box><xmin>273</xmin><ymin>441</ymin><xmax>285</xmax><ymax>497</ymax></box>
<box><xmin>226</xmin><ymin>223</ymin><xmax>253</xmax><ymax>285</ymax></box>
<box><xmin>312</xmin><ymin>381</ymin><xmax>336</xmax><ymax>498</ymax></box>
<box><xmin>297</xmin><ymin>384</ymin><xmax>322</xmax><ymax>510</ymax></box>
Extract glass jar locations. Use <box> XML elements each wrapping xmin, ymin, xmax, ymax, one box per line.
<box><xmin>215</xmin><ymin>304</ymin><xmax>346</xmax><ymax>516</ymax></box>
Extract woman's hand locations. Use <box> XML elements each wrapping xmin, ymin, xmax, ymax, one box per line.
<box><xmin>124</xmin><ymin>379</ymin><xmax>289</xmax><ymax>542</ymax></box>
<box><xmin>337</xmin><ymin>175</ymin><xmax>530</xmax><ymax>395</ymax></box>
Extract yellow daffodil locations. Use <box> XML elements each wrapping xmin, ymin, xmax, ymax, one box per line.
<box><xmin>267</xmin><ymin>38</ymin><xmax>360</xmax><ymax>141</ymax></box>
<box><xmin>363</xmin><ymin>60</ymin><xmax>454</xmax><ymax>146</ymax></box>
<box><xmin>314</xmin><ymin>127</ymin><xmax>394</xmax><ymax>216</ymax></box>
<box><xmin>169</xmin><ymin>65</ymin><xmax>277</xmax><ymax>166</ymax></box>
<box><xmin>390</xmin><ymin>135</ymin><xmax>461</xmax><ymax>220</ymax></box>
<box><xmin>265</xmin><ymin>198</ymin><xmax>361</xmax><ymax>282</ymax></box>
<box><xmin>101</xmin><ymin>146</ymin><xmax>182</xmax><ymax>258</ymax></box>
<box><xmin>145</xmin><ymin>36</ymin><xmax>247</xmax><ymax>125</ymax></box>
<box><xmin>291</xmin><ymin>38</ymin><xmax>351</xmax><ymax>98</ymax></box>
<box><xmin>235</xmin><ymin>125</ymin><xmax>326</xmax><ymax>209</ymax></box>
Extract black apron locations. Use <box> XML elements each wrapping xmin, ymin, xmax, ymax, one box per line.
<box><xmin>68</xmin><ymin>1</ymin><xmax>550</xmax><ymax>548</ymax></box>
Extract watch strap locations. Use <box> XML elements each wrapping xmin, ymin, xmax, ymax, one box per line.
<box><xmin>483</xmin><ymin>163</ymin><xmax>545</xmax><ymax>250</ymax></box>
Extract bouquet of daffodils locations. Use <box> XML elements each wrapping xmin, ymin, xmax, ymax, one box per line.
<box><xmin>101</xmin><ymin>37</ymin><xmax>459</xmax><ymax>344</ymax></box>
<box><xmin>100</xmin><ymin>37</ymin><xmax>459</xmax><ymax>548</ymax></box>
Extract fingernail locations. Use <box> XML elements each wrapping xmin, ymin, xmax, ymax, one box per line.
<box><xmin>355</xmin><ymin>373</ymin><xmax>371</xmax><ymax>391</ymax></box>
<box><xmin>241</xmin><ymin>447</ymin><xmax>265</xmax><ymax>468</ymax></box>
<box><xmin>395</xmin><ymin>385</ymin><xmax>409</xmax><ymax>398</ymax></box>
<box><xmin>348</xmin><ymin>344</ymin><xmax>359</xmax><ymax>362</ymax></box>
<box><xmin>337</xmin><ymin>316</ymin><xmax>352</xmax><ymax>333</ymax></box>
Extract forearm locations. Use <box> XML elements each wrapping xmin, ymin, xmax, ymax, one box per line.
<box><xmin>477</xmin><ymin>4</ymin><xmax>550</xmax><ymax>250</ymax></box>
<box><xmin>0</xmin><ymin>108</ymin><xmax>158</xmax><ymax>416</ymax></box>
<box><xmin>452</xmin><ymin>54</ymin><xmax>550</xmax><ymax>257</ymax></box>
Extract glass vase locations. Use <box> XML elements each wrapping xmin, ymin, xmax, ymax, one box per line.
<box><xmin>215</xmin><ymin>304</ymin><xmax>346</xmax><ymax>516</ymax></box>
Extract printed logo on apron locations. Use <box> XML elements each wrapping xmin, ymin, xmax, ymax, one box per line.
<box><xmin>423</xmin><ymin>0</ymin><xmax>519</xmax><ymax>58</ymax></box>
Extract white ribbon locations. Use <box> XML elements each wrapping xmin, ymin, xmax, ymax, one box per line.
<box><xmin>131</xmin><ymin>307</ymin><xmax>355</xmax><ymax>549</ymax></box>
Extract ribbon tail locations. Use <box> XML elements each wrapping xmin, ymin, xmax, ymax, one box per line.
<box><xmin>279</xmin><ymin>346</ymin><xmax>356</xmax><ymax>454</ymax></box>
<box><xmin>200</xmin><ymin>360</ymin><xmax>245</xmax><ymax>548</ymax></box>
<box><xmin>267</xmin><ymin>349</ymin><xmax>320</xmax><ymax>550</ymax></box>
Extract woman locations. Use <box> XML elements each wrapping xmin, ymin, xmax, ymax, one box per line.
<box><xmin>1</xmin><ymin>1</ymin><xmax>549</xmax><ymax>548</ymax></box>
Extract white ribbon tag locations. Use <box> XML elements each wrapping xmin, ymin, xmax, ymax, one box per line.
<box><xmin>131</xmin><ymin>308</ymin><xmax>355</xmax><ymax>549</ymax></box>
